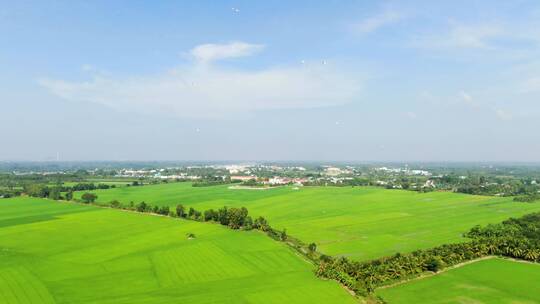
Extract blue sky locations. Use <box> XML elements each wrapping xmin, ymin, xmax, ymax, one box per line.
<box><xmin>1</xmin><ymin>0</ymin><xmax>540</xmax><ymax>161</ymax></box>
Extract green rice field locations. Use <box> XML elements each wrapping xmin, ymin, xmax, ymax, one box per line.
<box><xmin>75</xmin><ymin>183</ymin><xmax>540</xmax><ymax>260</ymax></box>
<box><xmin>0</xmin><ymin>197</ymin><xmax>356</xmax><ymax>304</ymax></box>
<box><xmin>376</xmin><ymin>258</ymin><xmax>540</xmax><ymax>303</ymax></box>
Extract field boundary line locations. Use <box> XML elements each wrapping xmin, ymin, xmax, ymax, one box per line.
<box><xmin>376</xmin><ymin>255</ymin><xmax>496</xmax><ymax>290</ymax></box>
<box><xmin>498</xmin><ymin>256</ymin><xmax>540</xmax><ymax>266</ymax></box>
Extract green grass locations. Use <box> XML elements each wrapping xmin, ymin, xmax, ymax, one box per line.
<box><xmin>0</xmin><ymin>197</ymin><xmax>356</xmax><ymax>304</ymax></box>
<box><xmin>376</xmin><ymin>258</ymin><xmax>540</xmax><ymax>303</ymax></box>
<box><xmin>76</xmin><ymin>183</ymin><xmax>540</xmax><ymax>260</ymax></box>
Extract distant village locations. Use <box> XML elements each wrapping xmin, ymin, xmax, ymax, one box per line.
<box><xmin>110</xmin><ymin>164</ymin><xmax>440</xmax><ymax>189</ymax></box>
<box><xmin>3</xmin><ymin>161</ymin><xmax>540</xmax><ymax>198</ymax></box>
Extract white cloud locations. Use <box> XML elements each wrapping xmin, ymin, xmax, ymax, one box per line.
<box><xmin>40</xmin><ymin>43</ymin><xmax>362</xmax><ymax>119</ymax></box>
<box><xmin>405</xmin><ymin>111</ymin><xmax>417</xmax><ymax>119</ymax></box>
<box><xmin>424</xmin><ymin>90</ymin><xmax>518</xmax><ymax>121</ymax></box>
<box><xmin>413</xmin><ymin>24</ymin><xmax>504</xmax><ymax>49</ymax></box>
<box><xmin>495</xmin><ymin>109</ymin><xmax>512</xmax><ymax>121</ymax></box>
<box><xmin>459</xmin><ymin>91</ymin><xmax>475</xmax><ymax>106</ymax></box>
<box><xmin>448</xmin><ymin>25</ymin><xmax>503</xmax><ymax>49</ymax></box>
<box><xmin>459</xmin><ymin>90</ymin><xmax>473</xmax><ymax>103</ymax></box>
<box><xmin>457</xmin><ymin>91</ymin><xmax>513</xmax><ymax>121</ymax></box>
<box><xmin>522</xmin><ymin>77</ymin><xmax>540</xmax><ymax>92</ymax></box>
<box><xmin>353</xmin><ymin>9</ymin><xmax>403</xmax><ymax>34</ymax></box>
<box><xmin>190</xmin><ymin>41</ymin><xmax>264</xmax><ymax>63</ymax></box>
<box><xmin>458</xmin><ymin>90</ymin><xmax>483</xmax><ymax>109</ymax></box>
<box><xmin>81</xmin><ymin>64</ymin><xmax>95</xmax><ymax>72</ymax></box>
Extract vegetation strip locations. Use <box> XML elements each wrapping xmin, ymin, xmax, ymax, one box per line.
<box><xmin>73</xmin><ymin>193</ymin><xmax>324</xmax><ymax>261</ymax></box>
<box><xmin>316</xmin><ymin>212</ymin><xmax>540</xmax><ymax>297</ymax></box>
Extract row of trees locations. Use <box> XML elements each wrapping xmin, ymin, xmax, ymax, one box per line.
<box><xmin>466</xmin><ymin>212</ymin><xmax>540</xmax><ymax>242</ymax></box>
<box><xmin>76</xmin><ymin>197</ymin><xmax>282</xmax><ymax>235</ymax></box>
<box><xmin>513</xmin><ymin>193</ymin><xmax>540</xmax><ymax>203</ymax></box>
<box><xmin>66</xmin><ymin>196</ymin><xmax>315</xmax><ymax>259</ymax></box>
<box><xmin>69</xmin><ymin>183</ymin><xmax>115</xmax><ymax>191</ymax></box>
<box><xmin>316</xmin><ymin>212</ymin><xmax>540</xmax><ymax>295</ymax></box>
<box><xmin>0</xmin><ymin>172</ymin><xmax>86</xmax><ymax>189</ymax></box>
<box><xmin>24</xmin><ymin>183</ymin><xmax>114</xmax><ymax>199</ymax></box>
<box><xmin>0</xmin><ymin>188</ymin><xmax>21</xmax><ymax>198</ymax></box>
<box><xmin>192</xmin><ymin>180</ymin><xmax>230</xmax><ymax>187</ymax></box>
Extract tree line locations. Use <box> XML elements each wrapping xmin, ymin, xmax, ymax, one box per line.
<box><xmin>513</xmin><ymin>193</ymin><xmax>540</xmax><ymax>202</ymax></box>
<box><xmin>70</xmin><ymin>193</ymin><xmax>326</xmax><ymax>261</ymax></box>
<box><xmin>20</xmin><ymin>183</ymin><xmax>116</xmax><ymax>201</ymax></box>
<box><xmin>316</xmin><ymin>212</ymin><xmax>540</xmax><ymax>296</ymax></box>
<box><xmin>75</xmin><ymin>193</ymin><xmax>287</xmax><ymax>236</ymax></box>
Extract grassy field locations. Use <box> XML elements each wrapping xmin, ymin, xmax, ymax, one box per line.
<box><xmin>0</xmin><ymin>197</ymin><xmax>356</xmax><ymax>304</ymax></box>
<box><xmin>75</xmin><ymin>183</ymin><xmax>540</xmax><ymax>260</ymax></box>
<box><xmin>376</xmin><ymin>258</ymin><xmax>540</xmax><ymax>303</ymax></box>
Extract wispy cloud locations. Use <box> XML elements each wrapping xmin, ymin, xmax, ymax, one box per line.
<box><xmin>522</xmin><ymin>77</ymin><xmax>540</xmax><ymax>92</ymax></box>
<box><xmin>423</xmin><ymin>90</ymin><xmax>516</xmax><ymax>121</ymax></box>
<box><xmin>457</xmin><ymin>90</ymin><xmax>513</xmax><ymax>121</ymax></box>
<box><xmin>40</xmin><ymin>42</ymin><xmax>362</xmax><ymax>118</ymax></box>
<box><xmin>352</xmin><ymin>9</ymin><xmax>403</xmax><ymax>34</ymax></box>
<box><xmin>412</xmin><ymin>23</ymin><xmax>504</xmax><ymax>49</ymax></box>
<box><xmin>405</xmin><ymin>111</ymin><xmax>417</xmax><ymax>119</ymax></box>
<box><xmin>495</xmin><ymin>109</ymin><xmax>512</xmax><ymax>121</ymax></box>
<box><xmin>459</xmin><ymin>90</ymin><xmax>474</xmax><ymax>103</ymax></box>
<box><xmin>189</xmin><ymin>41</ymin><xmax>264</xmax><ymax>63</ymax></box>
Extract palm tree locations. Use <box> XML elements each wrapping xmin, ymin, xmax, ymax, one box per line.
<box><xmin>524</xmin><ymin>249</ymin><xmax>538</xmax><ymax>261</ymax></box>
<box><xmin>512</xmin><ymin>247</ymin><xmax>523</xmax><ymax>258</ymax></box>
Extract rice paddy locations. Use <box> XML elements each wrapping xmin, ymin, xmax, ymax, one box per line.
<box><xmin>75</xmin><ymin>183</ymin><xmax>540</xmax><ymax>260</ymax></box>
<box><xmin>0</xmin><ymin>197</ymin><xmax>356</xmax><ymax>304</ymax></box>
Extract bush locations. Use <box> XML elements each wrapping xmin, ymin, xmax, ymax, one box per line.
<box><xmin>513</xmin><ymin>194</ymin><xmax>540</xmax><ymax>202</ymax></box>
<box><xmin>81</xmin><ymin>193</ymin><xmax>97</xmax><ymax>203</ymax></box>
<box><xmin>426</xmin><ymin>257</ymin><xmax>445</xmax><ymax>272</ymax></box>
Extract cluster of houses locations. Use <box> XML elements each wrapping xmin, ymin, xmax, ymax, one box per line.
<box><xmin>113</xmin><ymin>164</ymin><xmax>438</xmax><ymax>188</ymax></box>
<box><xmin>376</xmin><ymin>167</ymin><xmax>431</xmax><ymax>176</ymax></box>
<box><xmin>230</xmin><ymin>175</ymin><xmax>309</xmax><ymax>186</ymax></box>
<box><xmin>116</xmin><ymin>169</ymin><xmax>202</xmax><ymax>180</ymax></box>
<box><xmin>376</xmin><ymin>179</ymin><xmax>436</xmax><ymax>189</ymax></box>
